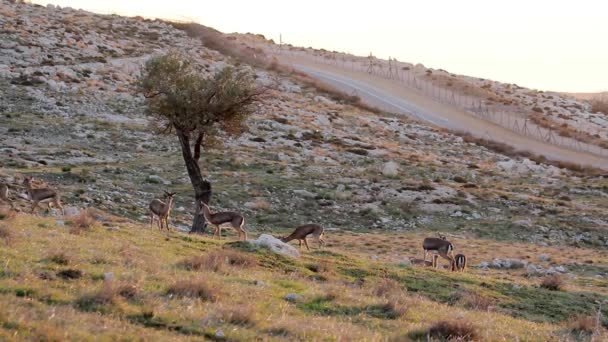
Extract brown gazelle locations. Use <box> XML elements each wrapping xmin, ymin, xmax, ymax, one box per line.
<box><xmin>452</xmin><ymin>253</ymin><xmax>467</xmax><ymax>272</ymax></box>
<box><xmin>149</xmin><ymin>191</ymin><xmax>176</xmax><ymax>231</ymax></box>
<box><xmin>22</xmin><ymin>176</ymin><xmax>64</xmax><ymax>215</ymax></box>
<box><xmin>0</xmin><ymin>183</ymin><xmax>10</xmax><ymax>207</ymax></box>
<box><xmin>201</xmin><ymin>202</ymin><xmax>247</xmax><ymax>241</ymax></box>
<box><xmin>409</xmin><ymin>254</ymin><xmax>439</xmax><ymax>268</ymax></box>
<box><xmin>280</xmin><ymin>224</ymin><xmax>325</xmax><ymax>250</ymax></box>
<box><xmin>422</xmin><ymin>234</ymin><xmax>454</xmax><ymax>267</ymax></box>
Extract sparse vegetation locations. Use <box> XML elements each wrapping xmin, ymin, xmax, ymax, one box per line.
<box><xmin>166</xmin><ymin>279</ymin><xmax>220</xmax><ymax>301</ymax></box>
<box><xmin>427</xmin><ymin>319</ymin><xmax>479</xmax><ymax>341</ymax></box>
<box><xmin>540</xmin><ymin>274</ymin><xmax>565</xmax><ymax>291</ymax></box>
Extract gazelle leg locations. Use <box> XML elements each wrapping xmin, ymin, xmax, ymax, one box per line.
<box><xmin>423</xmin><ymin>250</ymin><xmax>427</xmax><ymax>262</ymax></box>
<box><xmin>298</xmin><ymin>240</ymin><xmax>302</xmax><ymax>249</ymax></box>
<box><xmin>303</xmin><ymin>238</ymin><xmax>310</xmax><ymax>251</ymax></box>
<box><xmin>150</xmin><ymin>213</ymin><xmax>154</xmax><ymax>228</ymax></box>
<box><xmin>31</xmin><ymin>201</ymin><xmax>39</xmax><ymax>214</ymax></box>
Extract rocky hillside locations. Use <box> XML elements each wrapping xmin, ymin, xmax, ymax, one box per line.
<box><xmin>1</xmin><ymin>1</ymin><xmax>608</xmax><ymax>340</ymax></box>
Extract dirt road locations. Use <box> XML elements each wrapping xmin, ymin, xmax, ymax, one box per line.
<box><xmin>280</xmin><ymin>56</ymin><xmax>608</xmax><ymax>170</ymax></box>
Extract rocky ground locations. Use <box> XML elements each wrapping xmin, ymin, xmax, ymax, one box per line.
<box><xmin>1</xmin><ymin>1</ymin><xmax>608</xmax><ymax>340</ymax></box>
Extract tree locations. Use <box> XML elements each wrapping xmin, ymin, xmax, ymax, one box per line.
<box><xmin>139</xmin><ymin>51</ymin><xmax>265</xmax><ymax>233</ymax></box>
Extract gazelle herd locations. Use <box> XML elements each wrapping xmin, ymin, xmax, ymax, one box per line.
<box><xmin>2</xmin><ymin>176</ymin><xmax>466</xmax><ymax>272</ymax></box>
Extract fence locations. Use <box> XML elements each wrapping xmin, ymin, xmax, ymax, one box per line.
<box><xmin>271</xmin><ymin>47</ymin><xmax>608</xmax><ymax>158</ymax></box>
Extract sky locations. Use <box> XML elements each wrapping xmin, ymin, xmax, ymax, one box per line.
<box><xmin>31</xmin><ymin>0</ymin><xmax>608</xmax><ymax>93</ymax></box>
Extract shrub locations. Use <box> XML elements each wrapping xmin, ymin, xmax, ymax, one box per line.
<box><xmin>56</xmin><ymin>269</ymin><xmax>83</xmax><ymax>280</ymax></box>
<box><xmin>373</xmin><ymin>278</ymin><xmax>403</xmax><ymax>298</ymax></box>
<box><xmin>76</xmin><ymin>281</ymin><xmax>116</xmax><ymax>311</ymax></box>
<box><xmin>540</xmin><ymin>274</ymin><xmax>564</xmax><ymax>291</ymax></box>
<box><xmin>179</xmin><ymin>250</ymin><xmax>256</xmax><ymax>273</ymax></box>
<box><xmin>453</xmin><ymin>176</ymin><xmax>467</xmax><ymax>183</ymax></box>
<box><xmin>47</xmin><ymin>251</ymin><xmax>71</xmax><ymax>265</ymax></box>
<box><xmin>166</xmin><ymin>279</ymin><xmax>220</xmax><ymax>301</ymax></box>
<box><xmin>590</xmin><ymin>97</ymin><xmax>608</xmax><ymax>115</ymax></box>
<box><xmin>428</xmin><ymin>320</ymin><xmax>479</xmax><ymax>341</ymax></box>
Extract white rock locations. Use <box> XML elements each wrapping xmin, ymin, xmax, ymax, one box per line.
<box><xmin>382</xmin><ymin>161</ymin><xmax>399</xmax><ymax>176</ymax></box>
<box><xmin>539</xmin><ymin>254</ymin><xmax>551</xmax><ymax>262</ymax></box>
<box><xmin>249</xmin><ymin>234</ymin><xmax>300</xmax><ymax>258</ymax></box>
<box><xmin>215</xmin><ymin>330</ymin><xmax>224</xmax><ymax>338</ymax></box>
<box><xmin>293</xmin><ymin>189</ymin><xmax>316</xmax><ymax>198</ymax></box>
<box><xmin>284</xmin><ymin>293</ymin><xmax>303</xmax><ymax>302</ymax></box>
<box><xmin>104</xmin><ymin>272</ymin><xmax>114</xmax><ymax>280</ymax></box>
<box><xmin>64</xmin><ymin>206</ymin><xmax>80</xmax><ymax>216</ymax></box>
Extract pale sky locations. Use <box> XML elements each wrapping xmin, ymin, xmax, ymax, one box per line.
<box><xmin>31</xmin><ymin>0</ymin><xmax>608</xmax><ymax>93</ymax></box>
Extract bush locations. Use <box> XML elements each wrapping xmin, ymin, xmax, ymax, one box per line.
<box><xmin>373</xmin><ymin>278</ymin><xmax>403</xmax><ymax>298</ymax></box>
<box><xmin>47</xmin><ymin>251</ymin><xmax>71</xmax><ymax>265</ymax></box>
<box><xmin>57</xmin><ymin>268</ymin><xmax>83</xmax><ymax>280</ymax></box>
<box><xmin>166</xmin><ymin>279</ymin><xmax>220</xmax><ymax>301</ymax></box>
<box><xmin>179</xmin><ymin>250</ymin><xmax>256</xmax><ymax>273</ymax></box>
<box><xmin>428</xmin><ymin>320</ymin><xmax>479</xmax><ymax>341</ymax></box>
<box><xmin>540</xmin><ymin>274</ymin><xmax>564</xmax><ymax>291</ymax></box>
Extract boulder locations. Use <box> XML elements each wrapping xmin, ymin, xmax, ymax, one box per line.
<box><xmin>382</xmin><ymin>161</ymin><xmax>399</xmax><ymax>176</ymax></box>
<box><xmin>249</xmin><ymin>234</ymin><xmax>300</xmax><ymax>258</ymax></box>
<box><xmin>284</xmin><ymin>293</ymin><xmax>303</xmax><ymax>303</ymax></box>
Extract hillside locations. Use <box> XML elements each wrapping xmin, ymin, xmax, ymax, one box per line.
<box><xmin>1</xmin><ymin>1</ymin><xmax>608</xmax><ymax>340</ymax></box>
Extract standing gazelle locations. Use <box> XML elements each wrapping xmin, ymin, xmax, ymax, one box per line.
<box><xmin>149</xmin><ymin>191</ymin><xmax>176</xmax><ymax>231</ymax></box>
<box><xmin>280</xmin><ymin>224</ymin><xmax>325</xmax><ymax>250</ymax></box>
<box><xmin>0</xmin><ymin>183</ymin><xmax>11</xmax><ymax>207</ymax></box>
<box><xmin>22</xmin><ymin>176</ymin><xmax>64</xmax><ymax>215</ymax></box>
<box><xmin>201</xmin><ymin>202</ymin><xmax>247</xmax><ymax>241</ymax></box>
<box><xmin>422</xmin><ymin>235</ymin><xmax>454</xmax><ymax>267</ymax></box>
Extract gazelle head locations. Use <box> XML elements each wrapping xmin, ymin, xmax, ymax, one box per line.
<box><xmin>436</xmin><ymin>232</ymin><xmax>447</xmax><ymax>240</ymax></box>
<box><xmin>163</xmin><ymin>191</ymin><xmax>176</xmax><ymax>199</ymax></box>
<box><xmin>22</xmin><ymin>176</ymin><xmax>33</xmax><ymax>186</ymax></box>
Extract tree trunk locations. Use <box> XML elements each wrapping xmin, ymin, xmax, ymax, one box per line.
<box><xmin>176</xmin><ymin>130</ymin><xmax>212</xmax><ymax>234</ymax></box>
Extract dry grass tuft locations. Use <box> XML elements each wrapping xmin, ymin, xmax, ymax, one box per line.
<box><xmin>70</xmin><ymin>209</ymin><xmax>97</xmax><ymax>234</ymax></box>
<box><xmin>56</xmin><ymin>268</ymin><xmax>83</xmax><ymax>280</ymax></box>
<box><xmin>218</xmin><ymin>305</ymin><xmax>257</xmax><ymax>326</ymax></box>
<box><xmin>116</xmin><ymin>283</ymin><xmax>139</xmax><ymax>300</ymax></box>
<box><xmin>451</xmin><ymin>291</ymin><xmax>495</xmax><ymax>311</ymax></box>
<box><xmin>47</xmin><ymin>251</ymin><xmax>72</xmax><ymax>265</ymax></box>
<box><xmin>540</xmin><ymin>274</ymin><xmax>565</xmax><ymax>291</ymax></box>
<box><xmin>380</xmin><ymin>297</ymin><xmax>408</xmax><ymax>318</ymax></box>
<box><xmin>373</xmin><ymin>278</ymin><xmax>404</xmax><ymax>298</ymax></box>
<box><xmin>568</xmin><ymin>315</ymin><xmax>596</xmax><ymax>335</ymax></box>
<box><xmin>428</xmin><ymin>319</ymin><xmax>479</xmax><ymax>341</ymax></box>
<box><xmin>166</xmin><ymin>279</ymin><xmax>220</xmax><ymax>301</ymax></box>
<box><xmin>179</xmin><ymin>249</ymin><xmax>256</xmax><ymax>273</ymax></box>
<box><xmin>76</xmin><ymin>281</ymin><xmax>116</xmax><ymax>310</ymax></box>
<box><xmin>0</xmin><ymin>224</ymin><xmax>13</xmax><ymax>245</ymax></box>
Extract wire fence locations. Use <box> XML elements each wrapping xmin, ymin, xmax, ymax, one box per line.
<box><xmin>272</xmin><ymin>48</ymin><xmax>608</xmax><ymax>158</ymax></box>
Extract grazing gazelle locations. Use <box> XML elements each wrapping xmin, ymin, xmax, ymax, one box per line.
<box><xmin>22</xmin><ymin>176</ymin><xmax>64</xmax><ymax>215</ymax></box>
<box><xmin>422</xmin><ymin>235</ymin><xmax>454</xmax><ymax>267</ymax></box>
<box><xmin>149</xmin><ymin>191</ymin><xmax>176</xmax><ymax>231</ymax></box>
<box><xmin>201</xmin><ymin>202</ymin><xmax>247</xmax><ymax>241</ymax></box>
<box><xmin>409</xmin><ymin>254</ymin><xmax>439</xmax><ymax>268</ymax></box>
<box><xmin>280</xmin><ymin>224</ymin><xmax>325</xmax><ymax>250</ymax></box>
<box><xmin>452</xmin><ymin>253</ymin><xmax>467</xmax><ymax>272</ymax></box>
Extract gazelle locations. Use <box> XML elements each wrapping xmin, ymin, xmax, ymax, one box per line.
<box><xmin>22</xmin><ymin>176</ymin><xmax>64</xmax><ymax>215</ymax></box>
<box><xmin>201</xmin><ymin>202</ymin><xmax>247</xmax><ymax>241</ymax></box>
<box><xmin>0</xmin><ymin>183</ymin><xmax>11</xmax><ymax>207</ymax></box>
<box><xmin>149</xmin><ymin>191</ymin><xmax>176</xmax><ymax>231</ymax></box>
<box><xmin>452</xmin><ymin>253</ymin><xmax>467</xmax><ymax>272</ymax></box>
<box><xmin>280</xmin><ymin>224</ymin><xmax>325</xmax><ymax>250</ymax></box>
<box><xmin>422</xmin><ymin>235</ymin><xmax>454</xmax><ymax>266</ymax></box>
<box><xmin>409</xmin><ymin>254</ymin><xmax>439</xmax><ymax>268</ymax></box>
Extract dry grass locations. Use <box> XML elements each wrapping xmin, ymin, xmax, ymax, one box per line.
<box><xmin>179</xmin><ymin>249</ymin><xmax>257</xmax><ymax>273</ymax></box>
<box><xmin>590</xmin><ymin>97</ymin><xmax>608</xmax><ymax>116</ymax></box>
<box><xmin>372</xmin><ymin>278</ymin><xmax>404</xmax><ymax>298</ymax></box>
<box><xmin>0</xmin><ymin>208</ymin><xmax>16</xmax><ymax>221</ymax></box>
<box><xmin>540</xmin><ymin>274</ymin><xmax>565</xmax><ymax>291</ymax></box>
<box><xmin>428</xmin><ymin>319</ymin><xmax>479</xmax><ymax>341</ymax></box>
<box><xmin>166</xmin><ymin>279</ymin><xmax>220</xmax><ymax>301</ymax></box>
<box><xmin>46</xmin><ymin>250</ymin><xmax>72</xmax><ymax>265</ymax></box>
<box><xmin>568</xmin><ymin>315</ymin><xmax>597</xmax><ymax>335</ymax></box>
<box><xmin>0</xmin><ymin>223</ymin><xmax>12</xmax><ymax>245</ymax></box>
<box><xmin>452</xmin><ymin>291</ymin><xmax>495</xmax><ymax>311</ymax></box>
<box><xmin>70</xmin><ymin>209</ymin><xmax>97</xmax><ymax>234</ymax></box>
<box><xmin>218</xmin><ymin>305</ymin><xmax>257</xmax><ymax>326</ymax></box>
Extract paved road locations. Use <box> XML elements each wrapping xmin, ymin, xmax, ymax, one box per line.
<box><xmin>282</xmin><ymin>57</ymin><xmax>608</xmax><ymax>170</ymax></box>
